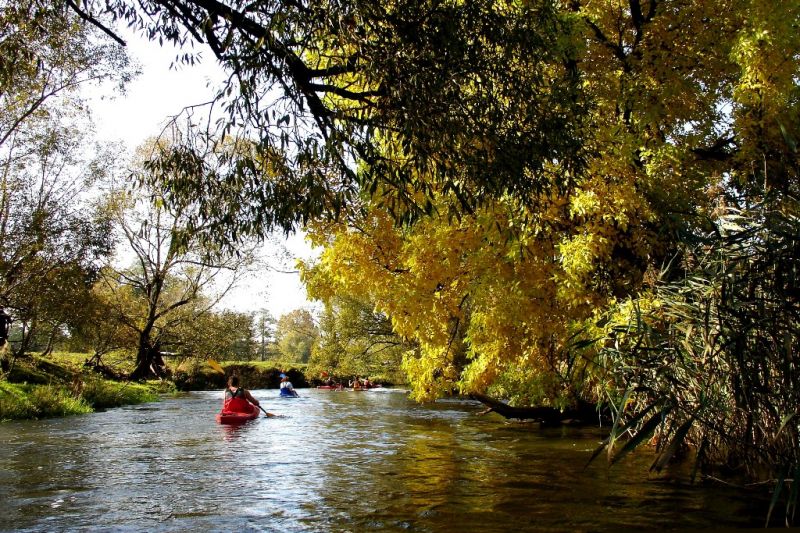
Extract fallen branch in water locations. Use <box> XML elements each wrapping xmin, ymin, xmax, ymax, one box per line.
<box><xmin>470</xmin><ymin>393</ymin><xmax>600</xmax><ymax>426</ymax></box>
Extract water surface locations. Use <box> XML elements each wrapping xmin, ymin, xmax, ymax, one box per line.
<box><xmin>0</xmin><ymin>389</ymin><xmax>767</xmax><ymax>531</ymax></box>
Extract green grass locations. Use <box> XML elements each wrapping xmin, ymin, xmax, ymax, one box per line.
<box><xmin>222</xmin><ymin>360</ymin><xmax>308</xmax><ymax>372</ymax></box>
<box><xmin>0</xmin><ymin>351</ymin><xmax>168</xmax><ymax>421</ymax></box>
<box><xmin>78</xmin><ymin>378</ymin><xmax>160</xmax><ymax>410</ymax></box>
<box><xmin>2</xmin><ymin>351</ymin><xmax>310</xmax><ymax>419</ymax></box>
<box><xmin>0</xmin><ymin>381</ymin><xmax>92</xmax><ymax>421</ymax></box>
<box><xmin>47</xmin><ymin>350</ymin><xmax>137</xmax><ymax>375</ymax></box>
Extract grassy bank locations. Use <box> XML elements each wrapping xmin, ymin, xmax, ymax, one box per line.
<box><xmin>0</xmin><ymin>351</ymin><xmax>314</xmax><ymax>421</ymax></box>
<box><xmin>0</xmin><ymin>352</ymin><xmax>170</xmax><ymax>422</ymax></box>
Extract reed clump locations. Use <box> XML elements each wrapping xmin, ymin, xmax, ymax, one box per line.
<box><xmin>589</xmin><ymin>194</ymin><xmax>800</xmax><ymax>525</ymax></box>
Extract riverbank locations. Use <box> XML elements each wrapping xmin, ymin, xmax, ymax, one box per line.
<box><xmin>172</xmin><ymin>360</ymin><xmax>309</xmax><ymax>391</ymax></box>
<box><xmin>1</xmin><ymin>352</ymin><xmax>391</xmax><ymax>421</ymax></box>
<box><xmin>0</xmin><ymin>352</ymin><xmax>316</xmax><ymax>421</ymax></box>
<box><xmin>0</xmin><ymin>352</ymin><xmax>171</xmax><ymax>422</ymax></box>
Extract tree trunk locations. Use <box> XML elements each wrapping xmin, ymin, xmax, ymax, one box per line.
<box><xmin>83</xmin><ymin>352</ymin><xmax>122</xmax><ymax>380</ymax></box>
<box><xmin>130</xmin><ymin>331</ymin><xmax>166</xmax><ymax>380</ymax></box>
<box><xmin>14</xmin><ymin>318</ymin><xmax>33</xmax><ymax>359</ymax></box>
<box><xmin>470</xmin><ymin>393</ymin><xmax>601</xmax><ymax>426</ymax></box>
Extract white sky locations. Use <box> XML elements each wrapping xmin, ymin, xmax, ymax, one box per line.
<box><xmin>87</xmin><ymin>27</ymin><xmax>317</xmax><ymax>319</ymax></box>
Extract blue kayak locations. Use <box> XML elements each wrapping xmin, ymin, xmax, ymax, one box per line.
<box><xmin>279</xmin><ymin>388</ymin><xmax>299</xmax><ymax>398</ymax></box>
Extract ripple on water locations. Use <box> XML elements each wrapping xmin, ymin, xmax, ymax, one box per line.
<box><xmin>0</xmin><ymin>389</ymin><xmax>773</xmax><ymax>532</ymax></box>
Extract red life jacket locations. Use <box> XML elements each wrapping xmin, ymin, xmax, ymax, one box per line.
<box><xmin>223</xmin><ymin>388</ymin><xmax>252</xmax><ymax>413</ymax></box>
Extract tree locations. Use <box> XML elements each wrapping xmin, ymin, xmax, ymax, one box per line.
<box><xmin>172</xmin><ymin>308</ymin><xmax>257</xmax><ymax>361</ymax></box>
<box><xmin>66</xmin><ymin>275</ymin><xmax>140</xmax><ymax>369</ymax></box>
<box><xmin>274</xmin><ymin>309</ymin><xmax>318</xmax><ymax>363</ymax></box>
<box><xmin>102</xmin><ymin>144</ymin><xmax>256</xmax><ymax>379</ymax></box>
<box><xmin>0</xmin><ymin>115</ymin><xmax>119</xmax><ymax>362</ymax></box>
<box><xmin>298</xmin><ymin>0</ymin><xmax>800</xmax><ymax>399</ymax></box>
<box><xmin>254</xmin><ymin>309</ymin><xmax>278</xmax><ymax>361</ymax></box>
<box><xmin>75</xmin><ymin>0</ymin><xmax>584</xmax><ymax>247</ymax></box>
<box><xmin>0</xmin><ymin>1</ymin><xmax>130</xmax><ymax>147</ymax></box>
<box><xmin>308</xmin><ymin>294</ymin><xmax>410</xmax><ymax>383</ymax></box>
<box><xmin>0</xmin><ymin>0</ymin><xmax>130</xmax><ymax>368</ymax></box>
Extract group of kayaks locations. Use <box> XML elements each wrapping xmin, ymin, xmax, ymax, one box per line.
<box><xmin>216</xmin><ymin>380</ymin><xmax>382</xmax><ymax>425</ymax></box>
<box><xmin>217</xmin><ymin>373</ymin><xmax>301</xmax><ymax>424</ymax></box>
<box><xmin>315</xmin><ymin>384</ymin><xmax>382</xmax><ymax>391</ymax></box>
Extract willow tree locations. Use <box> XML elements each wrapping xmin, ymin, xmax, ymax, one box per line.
<box><xmin>297</xmin><ymin>0</ymin><xmax>798</xmax><ymax>399</ymax></box>
<box><xmin>303</xmin><ymin>2</ymin><xmax>800</xmax><ymax>509</ymax></box>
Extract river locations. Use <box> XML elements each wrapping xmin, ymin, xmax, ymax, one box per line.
<box><xmin>0</xmin><ymin>388</ymin><xmax>769</xmax><ymax>531</ymax></box>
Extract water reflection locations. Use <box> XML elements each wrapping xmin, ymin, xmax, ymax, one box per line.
<box><xmin>0</xmin><ymin>389</ymin><xmax>770</xmax><ymax>532</ymax></box>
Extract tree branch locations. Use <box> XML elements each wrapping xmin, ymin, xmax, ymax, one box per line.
<box><xmin>65</xmin><ymin>0</ymin><xmax>127</xmax><ymax>46</ymax></box>
<box><xmin>470</xmin><ymin>393</ymin><xmax>599</xmax><ymax>425</ymax></box>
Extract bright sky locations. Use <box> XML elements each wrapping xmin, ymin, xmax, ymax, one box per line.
<box><xmin>88</xmin><ymin>27</ymin><xmax>317</xmax><ymax>320</ymax></box>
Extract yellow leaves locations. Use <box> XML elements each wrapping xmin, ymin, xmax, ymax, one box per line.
<box><xmin>731</xmin><ymin>1</ymin><xmax>800</xmax><ymax>107</ymax></box>
<box><xmin>297</xmin><ymin>0</ymin><xmax>800</xmax><ymax>407</ymax></box>
<box><xmin>558</xmin><ymin>232</ymin><xmax>602</xmax><ymax>281</ymax></box>
<box><xmin>568</xmin><ymin>189</ymin><xmax>600</xmax><ymax>219</ymax></box>
<box><xmin>728</xmin><ymin>2</ymin><xmax>800</xmax><ymax>177</ymax></box>
<box><xmin>305</xmin><ymin>169</ymin><xmax>663</xmax><ymax>399</ymax></box>
<box><xmin>206</xmin><ymin>359</ymin><xmax>225</xmax><ymax>375</ymax></box>
<box><xmin>402</xmin><ymin>343</ymin><xmax>462</xmax><ymax>402</ymax></box>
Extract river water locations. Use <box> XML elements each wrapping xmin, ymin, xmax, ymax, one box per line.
<box><xmin>0</xmin><ymin>389</ymin><xmax>768</xmax><ymax>532</ymax></box>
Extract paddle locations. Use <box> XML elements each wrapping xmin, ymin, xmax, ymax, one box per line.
<box><xmin>206</xmin><ymin>359</ymin><xmax>225</xmax><ymax>374</ymax></box>
<box><xmin>208</xmin><ymin>358</ymin><xmax>277</xmax><ymax>418</ymax></box>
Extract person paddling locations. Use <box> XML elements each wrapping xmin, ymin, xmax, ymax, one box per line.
<box><xmin>223</xmin><ymin>375</ymin><xmax>261</xmax><ymax>413</ymax></box>
<box><xmin>279</xmin><ymin>373</ymin><xmax>299</xmax><ymax>397</ymax></box>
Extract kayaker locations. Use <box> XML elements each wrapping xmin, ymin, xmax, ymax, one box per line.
<box><xmin>279</xmin><ymin>373</ymin><xmax>299</xmax><ymax>397</ymax></box>
<box><xmin>223</xmin><ymin>375</ymin><xmax>261</xmax><ymax>412</ymax></box>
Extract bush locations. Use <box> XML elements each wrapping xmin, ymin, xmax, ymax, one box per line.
<box><xmin>79</xmin><ymin>378</ymin><xmax>158</xmax><ymax>409</ymax></box>
<box><xmin>0</xmin><ymin>382</ymin><xmax>91</xmax><ymax>420</ymax></box>
<box><xmin>588</xmin><ymin>197</ymin><xmax>800</xmax><ymax>525</ymax></box>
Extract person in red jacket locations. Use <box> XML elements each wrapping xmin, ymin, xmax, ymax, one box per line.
<box><xmin>223</xmin><ymin>375</ymin><xmax>261</xmax><ymax>413</ymax></box>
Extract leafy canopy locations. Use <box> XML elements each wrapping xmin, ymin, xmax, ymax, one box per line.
<box><xmin>81</xmin><ymin>0</ymin><xmax>585</xmax><ymax>246</ymax></box>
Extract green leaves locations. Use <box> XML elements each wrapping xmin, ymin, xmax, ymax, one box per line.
<box><xmin>90</xmin><ymin>0</ymin><xmax>587</xmax><ymax>249</ymax></box>
<box><xmin>586</xmin><ymin>398</ymin><xmax>673</xmax><ymax>469</ymax></box>
<box><xmin>650</xmin><ymin>417</ymin><xmax>694</xmax><ymax>473</ymax></box>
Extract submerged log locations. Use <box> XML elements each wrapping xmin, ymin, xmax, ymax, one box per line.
<box><xmin>470</xmin><ymin>393</ymin><xmax>599</xmax><ymax>426</ymax></box>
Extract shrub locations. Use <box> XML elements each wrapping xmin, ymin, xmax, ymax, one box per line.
<box><xmin>0</xmin><ymin>382</ymin><xmax>91</xmax><ymax>420</ymax></box>
<box><xmin>79</xmin><ymin>378</ymin><xmax>158</xmax><ymax>409</ymax></box>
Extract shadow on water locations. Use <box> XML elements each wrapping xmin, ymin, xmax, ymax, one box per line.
<box><xmin>0</xmin><ymin>389</ymin><xmax>771</xmax><ymax>532</ymax></box>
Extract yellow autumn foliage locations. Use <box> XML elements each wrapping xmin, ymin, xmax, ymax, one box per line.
<box><xmin>302</xmin><ymin>0</ymin><xmax>800</xmax><ymax>404</ymax></box>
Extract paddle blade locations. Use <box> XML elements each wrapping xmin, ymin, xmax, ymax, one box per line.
<box><xmin>207</xmin><ymin>359</ymin><xmax>225</xmax><ymax>375</ymax></box>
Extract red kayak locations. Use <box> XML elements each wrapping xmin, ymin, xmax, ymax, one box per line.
<box><xmin>316</xmin><ymin>385</ymin><xmax>343</xmax><ymax>390</ymax></box>
<box><xmin>216</xmin><ymin>400</ymin><xmax>260</xmax><ymax>424</ymax></box>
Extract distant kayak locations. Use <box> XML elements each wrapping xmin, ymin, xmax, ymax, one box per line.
<box><xmin>316</xmin><ymin>385</ymin><xmax>343</xmax><ymax>390</ymax></box>
<box><xmin>279</xmin><ymin>389</ymin><xmax>299</xmax><ymax>398</ymax></box>
<box><xmin>216</xmin><ymin>403</ymin><xmax>260</xmax><ymax>424</ymax></box>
